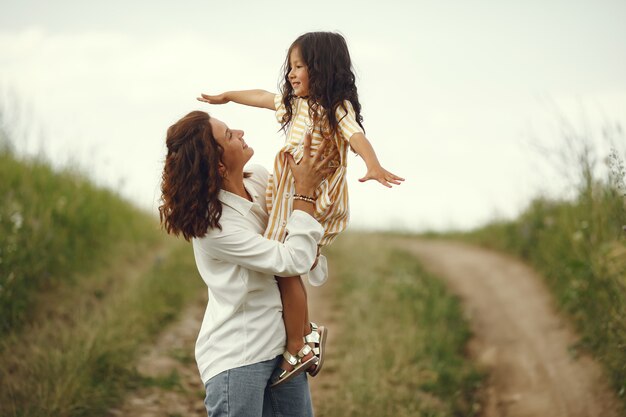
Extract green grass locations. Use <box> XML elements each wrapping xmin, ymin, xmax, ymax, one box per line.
<box><xmin>0</xmin><ymin>148</ymin><xmax>161</xmax><ymax>335</ymax></box>
<box><xmin>461</xmin><ymin>151</ymin><xmax>626</xmax><ymax>402</ymax></box>
<box><xmin>0</xmin><ymin>143</ymin><xmax>481</xmax><ymax>415</ymax></box>
<box><xmin>0</xmin><ymin>240</ymin><xmax>203</xmax><ymax>417</ymax></box>
<box><xmin>318</xmin><ymin>233</ymin><xmax>482</xmax><ymax>417</ymax></box>
<box><xmin>140</xmin><ymin>370</ymin><xmax>183</xmax><ymax>391</ymax></box>
<box><xmin>0</xmin><ymin>139</ymin><xmax>205</xmax><ymax>416</ymax></box>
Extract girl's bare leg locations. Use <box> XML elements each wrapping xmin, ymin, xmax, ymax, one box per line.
<box><xmin>300</xmin><ymin>279</ymin><xmax>312</xmax><ymax>335</ymax></box>
<box><xmin>302</xmin><ymin>246</ymin><xmax>320</xmax><ymax>336</ymax></box>
<box><xmin>299</xmin><ymin>278</ymin><xmax>320</xmax><ymax>375</ymax></box>
<box><xmin>276</xmin><ymin>275</ymin><xmax>314</xmax><ymax>370</ymax></box>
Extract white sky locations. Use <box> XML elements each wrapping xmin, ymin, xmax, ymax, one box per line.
<box><xmin>1</xmin><ymin>0</ymin><xmax>625</xmax><ymax>232</ymax></box>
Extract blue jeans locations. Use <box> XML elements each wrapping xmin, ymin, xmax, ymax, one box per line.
<box><xmin>204</xmin><ymin>355</ymin><xmax>314</xmax><ymax>417</ymax></box>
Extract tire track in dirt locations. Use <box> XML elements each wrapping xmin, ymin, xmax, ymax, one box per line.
<box><xmin>108</xmin><ymin>295</ymin><xmax>208</xmax><ymax>417</ymax></box>
<box><xmin>107</xmin><ymin>276</ymin><xmax>337</xmax><ymax>417</ymax></box>
<box><xmin>398</xmin><ymin>238</ymin><xmax>623</xmax><ymax>417</ymax></box>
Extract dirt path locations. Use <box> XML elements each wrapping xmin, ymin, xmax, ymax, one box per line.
<box><xmin>107</xmin><ymin>276</ymin><xmax>337</xmax><ymax>417</ymax></box>
<box><xmin>108</xmin><ymin>295</ymin><xmax>208</xmax><ymax>417</ymax></box>
<box><xmin>399</xmin><ymin>238</ymin><xmax>623</xmax><ymax>417</ymax></box>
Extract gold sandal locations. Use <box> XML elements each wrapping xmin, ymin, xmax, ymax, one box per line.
<box><xmin>306</xmin><ymin>322</ymin><xmax>328</xmax><ymax>377</ymax></box>
<box><xmin>270</xmin><ymin>344</ymin><xmax>318</xmax><ymax>388</ymax></box>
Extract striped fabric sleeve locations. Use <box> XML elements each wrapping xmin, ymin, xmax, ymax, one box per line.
<box><xmin>274</xmin><ymin>93</ymin><xmax>286</xmax><ymax>124</ymax></box>
<box><xmin>336</xmin><ymin>100</ymin><xmax>364</xmax><ymax>142</ymax></box>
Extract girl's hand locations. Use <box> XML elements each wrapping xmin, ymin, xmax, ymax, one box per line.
<box><xmin>197</xmin><ymin>93</ymin><xmax>229</xmax><ymax>104</ymax></box>
<box><xmin>359</xmin><ymin>165</ymin><xmax>405</xmax><ymax>188</ymax></box>
<box><xmin>287</xmin><ymin>132</ymin><xmax>338</xmax><ymax>195</ymax></box>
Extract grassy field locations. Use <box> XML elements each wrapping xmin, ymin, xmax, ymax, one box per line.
<box><xmin>0</xmin><ymin>154</ymin><xmax>483</xmax><ymax>416</ymax></box>
<box><xmin>18</xmin><ymin>116</ymin><xmax>626</xmax><ymax>415</ymax></box>
<box><xmin>0</xmin><ymin>144</ymin><xmax>205</xmax><ymax>416</ymax></box>
<box><xmin>461</xmin><ymin>147</ymin><xmax>626</xmax><ymax>402</ymax></box>
<box><xmin>0</xmin><ymin>146</ymin><xmax>163</xmax><ymax>335</ymax></box>
<box><xmin>318</xmin><ymin>233</ymin><xmax>482</xmax><ymax>417</ymax></box>
<box><xmin>1</xmin><ymin>131</ymin><xmax>482</xmax><ymax>415</ymax></box>
<box><xmin>0</xmin><ymin>238</ymin><xmax>204</xmax><ymax>417</ymax></box>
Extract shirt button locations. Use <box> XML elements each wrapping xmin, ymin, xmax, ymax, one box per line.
<box><xmin>284</xmin><ymin>193</ymin><xmax>290</xmax><ymax>199</ymax></box>
<box><xmin>281</xmin><ymin>220</ymin><xmax>287</xmax><ymax>227</ymax></box>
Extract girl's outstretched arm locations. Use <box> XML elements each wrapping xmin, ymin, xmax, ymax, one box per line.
<box><xmin>197</xmin><ymin>90</ymin><xmax>275</xmax><ymax>110</ymax></box>
<box><xmin>350</xmin><ymin>132</ymin><xmax>405</xmax><ymax>188</ymax></box>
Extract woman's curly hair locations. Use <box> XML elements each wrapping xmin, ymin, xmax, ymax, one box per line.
<box><xmin>279</xmin><ymin>31</ymin><xmax>365</xmax><ymax>138</ymax></box>
<box><xmin>159</xmin><ymin>111</ymin><xmax>223</xmax><ymax>241</ymax></box>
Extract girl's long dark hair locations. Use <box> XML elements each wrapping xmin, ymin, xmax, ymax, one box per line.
<box><xmin>159</xmin><ymin>111</ymin><xmax>224</xmax><ymax>241</ymax></box>
<box><xmin>279</xmin><ymin>32</ymin><xmax>365</xmax><ymax>138</ymax></box>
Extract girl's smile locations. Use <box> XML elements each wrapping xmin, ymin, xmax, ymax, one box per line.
<box><xmin>288</xmin><ymin>47</ymin><xmax>310</xmax><ymax>97</ymax></box>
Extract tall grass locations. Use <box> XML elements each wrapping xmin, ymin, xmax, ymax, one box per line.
<box><xmin>0</xmin><ymin>240</ymin><xmax>203</xmax><ymax>417</ymax></box>
<box><xmin>464</xmin><ymin>128</ymin><xmax>626</xmax><ymax>400</ymax></box>
<box><xmin>318</xmin><ymin>233</ymin><xmax>482</xmax><ymax>417</ymax></box>
<box><xmin>0</xmin><ymin>146</ymin><xmax>160</xmax><ymax>334</ymax></box>
<box><xmin>0</xmin><ymin>113</ymin><xmax>206</xmax><ymax>415</ymax></box>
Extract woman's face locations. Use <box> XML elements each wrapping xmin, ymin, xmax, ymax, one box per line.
<box><xmin>210</xmin><ymin>117</ymin><xmax>254</xmax><ymax>173</ymax></box>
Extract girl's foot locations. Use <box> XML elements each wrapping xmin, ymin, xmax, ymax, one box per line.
<box><xmin>305</xmin><ymin>322</ymin><xmax>328</xmax><ymax>377</ymax></box>
<box><xmin>280</xmin><ymin>338</ymin><xmax>316</xmax><ymax>372</ymax></box>
<box><xmin>271</xmin><ymin>344</ymin><xmax>318</xmax><ymax>387</ymax></box>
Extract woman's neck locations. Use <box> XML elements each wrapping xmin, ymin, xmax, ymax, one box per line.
<box><xmin>222</xmin><ymin>174</ymin><xmax>251</xmax><ymax>201</ymax></box>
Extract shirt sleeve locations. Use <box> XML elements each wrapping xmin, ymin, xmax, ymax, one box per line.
<box><xmin>274</xmin><ymin>93</ymin><xmax>286</xmax><ymax>124</ymax></box>
<box><xmin>335</xmin><ymin>100</ymin><xmax>364</xmax><ymax>143</ymax></box>
<box><xmin>197</xmin><ymin>210</ymin><xmax>324</xmax><ymax>277</ymax></box>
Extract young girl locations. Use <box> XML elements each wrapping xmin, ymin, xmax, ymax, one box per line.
<box><xmin>198</xmin><ymin>31</ymin><xmax>404</xmax><ymax>386</ymax></box>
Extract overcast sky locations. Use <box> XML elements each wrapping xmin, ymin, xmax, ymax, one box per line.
<box><xmin>1</xmin><ymin>0</ymin><xmax>625</xmax><ymax>231</ymax></box>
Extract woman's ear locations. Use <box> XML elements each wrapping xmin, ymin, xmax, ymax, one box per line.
<box><xmin>218</xmin><ymin>162</ymin><xmax>227</xmax><ymax>178</ymax></box>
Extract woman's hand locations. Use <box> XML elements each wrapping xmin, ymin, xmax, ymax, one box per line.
<box><xmin>197</xmin><ymin>93</ymin><xmax>229</xmax><ymax>104</ymax></box>
<box><xmin>286</xmin><ymin>133</ymin><xmax>338</xmax><ymax>196</ymax></box>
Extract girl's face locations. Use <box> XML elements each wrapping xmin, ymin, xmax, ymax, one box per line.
<box><xmin>209</xmin><ymin>117</ymin><xmax>253</xmax><ymax>174</ymax></box>
<box><xmin>288</xmin><ymin>46</ymin><xmax>310</xmax><ymax>97</ymax></box>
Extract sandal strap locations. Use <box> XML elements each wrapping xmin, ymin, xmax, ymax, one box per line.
<box><xmin>297</xmin><ymin>344</ymin><xmax>312</xmax><ymax>358</ymax></box>
<box><xmin>304</xmin><ymin>322</ymin><xmax>320</xmax><ymax>344</ymax></box>
<box><xmin>282</xmin><ymin>350</ymin><xmax>298</xmax><ymax>366</ymax></box>
<box><xmin>304</xmin><ymin>331</ymin><xmax>319</xmax><ymax>344</ymax></box>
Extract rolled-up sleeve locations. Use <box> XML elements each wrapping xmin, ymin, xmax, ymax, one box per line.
<box><xmin>197</xmin><ymin>210</ymin><xmax>323</xmax><ymax>277</ymax></box>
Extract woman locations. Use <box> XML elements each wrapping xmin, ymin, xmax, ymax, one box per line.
<box><xmin>159</xmin><ymin>110</ymin><xmax>335</xmax><ymax>417</ymax></box>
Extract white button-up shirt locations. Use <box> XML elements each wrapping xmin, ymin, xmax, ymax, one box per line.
<box><xmin>192</xmin><ymin>164</ymin><xmax>324</xmax><ymax>384</ymax></box>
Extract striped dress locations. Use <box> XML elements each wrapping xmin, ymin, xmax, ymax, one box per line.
<box><xmin>264</xmin><ymin>94</ymin><xmax>364</xmax><ymax>247</ymax></box>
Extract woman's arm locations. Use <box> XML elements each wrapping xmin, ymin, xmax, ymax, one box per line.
<box><xmin>197</xmin><ymin>90</ymin><xmax>275</xmax><ymax>110</ymax></box>
<box><xmin>197</xmin><ymin>214</ymin><xmax>323</xmax><ymax>277</ymax></box>
<box><xmin>287</xmin><ymin>133</ymin><xmax>337</xmax><ymax>214</ymax></box>
<box><xmin>199</xmin><ymin>133</ymin><xmax>337</xmax><ymax>276</ymax></box>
